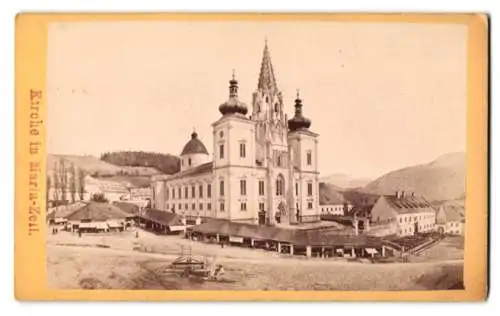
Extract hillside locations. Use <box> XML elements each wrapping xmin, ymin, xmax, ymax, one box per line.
<box><xmin>364</xmin><ymin>152</ymin><xmax>466</xmax><ymax>202</ymax></box>
<box><xmin>319</xmin><ymin>182</ymin><xmax>345</xmax><ymax>205</ymax></box>
<box><xmin>47</xmin><ymin>154</ymin><xmax>123</xmax><ymax>177</ymax></box>
<box><xmin>100</xmin><ymin>151</ymin><xmax>180</xmax><ymax>175</ymax></box>
<box><xmin>320</xmin><ymin>173</ymin><xmax>372</xmax><ymax>189</ymax></box>
<box><xmin>47</xmin><ymin>154</ymin><xmax>164</xmax><ymax>189</ymax></box>
<box><xmin>319</xmin><ymin>182</ymin><xmax>380</xmax><ymax>206</ymax></box>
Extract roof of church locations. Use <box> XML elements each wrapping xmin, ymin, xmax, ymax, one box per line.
<box><xmin>181</xmin><ymin>131</ymin><xmax>209</xmax><ymax>156</ymax></box>
<box><xmin>288</xmin><ymin>91</ymin><xmax>312</xmax><ymax>132</ymax></box>
<box><xmin>219</xmin><ymin>71</ymin><xmax>248</xmax><ymax>116</ymax></box>
<box><xmin>165</xmin><ymin>161</ymin><xmax>213</xmax><ymax>181</ymax></box>
<box><xmin>257</xmin><ymin>39</ymin><xmax>278</xmax><ymax>92</ymax></box>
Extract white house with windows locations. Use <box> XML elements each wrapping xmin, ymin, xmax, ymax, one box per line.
<box><xmin>151</xmin><ymin>41</ymin><xmax>320</xmax><ymax>225</ymax></box>
<box><xmin>369</xmin><ymin>191</ymin><xmax>436</xmax><ymax>237</ymax></box>
<box><xmin>320</xmin><ymin>204</ymin><xmax>353</xmax><ymax>216</ymax></box>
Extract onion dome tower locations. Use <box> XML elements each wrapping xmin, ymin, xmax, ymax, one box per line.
<box><xmin>287</xmin><ymin>90</ymin><xmax>312</xmax><ymax>132</ymax></box>
<box><xmin>219</xmin><ymin>70</ymin><xmax>248</xmax><ymax>116</ymax></box>
<box><xmin>180</xmin><ymin>129</ymin><xmax>209</xmax><ymax>171</ymax></box>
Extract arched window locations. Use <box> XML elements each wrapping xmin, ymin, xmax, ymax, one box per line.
<box><xmin>274</xmin><ymin>103</ymin><xmax>279</xmax><ymax>113</ymax></box>
<box><xmin>276</xmin><ymin>175</ymin><xmax>285</xmax><ymax>196</ymax></box>
<box><xmin>188</xmin><ymin>158</ymin><xmax>192</xmax><ymax>166</ymax></box>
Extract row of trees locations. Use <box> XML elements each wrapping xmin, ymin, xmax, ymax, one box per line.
<box><xmin>47</xmin><ymin>159</ymin><xmax>86</xmax><ymax>206</ymax></box>
<box><xmin>100</xmin><ymin>151</ymin><xmax>180</xmax><ymax>175</ymax></box>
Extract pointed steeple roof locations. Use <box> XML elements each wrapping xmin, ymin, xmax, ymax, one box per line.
<box><xmin>257</xmin><ymin>39</ymin><xmax>278</xmax><ymax>92</ymax></box>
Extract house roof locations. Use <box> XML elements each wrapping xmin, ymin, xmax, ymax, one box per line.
<box><xmin>47</xmin><ymin>201</ymin><xmax>88</xmax><ymax>219</ymax></box>
<box><xmin>139</xmin><ymin>209</ymin><xmax>184</xmax><ymax>227</ymax></box>
<box><xmin>66</xmin><ymin>202</ymin><xmax>131</xmax><ymax>221</ymax></box>
<box><xmin>163</xmin><ymin>161</ymin><xmax>213</xmax><ymax>181</ymax></box>
<box><xmin>112</xmin><ymin>201</ymin><xmax>141</xmax><ymax>215</ymax></box>
<box><xmin>440</xmin><ymin>204</ymin><xmax>465</xmax><ymax>222</ymax></box>
<box><xmin>383</xmin><ymin>195</ymin><xmax>434</xmax><ymax>215</ymax></box>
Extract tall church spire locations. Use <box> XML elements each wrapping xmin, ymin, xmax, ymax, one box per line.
<box><xmin>257</xmin><ymin>39</ymin><xmax>278</xmax><ymax>92</ymax></box>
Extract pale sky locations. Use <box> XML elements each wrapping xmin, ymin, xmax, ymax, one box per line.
<box><xmin>47</xmin><ymin>20</ymin><xmax>467</xmax><ymax>179</ymax></box>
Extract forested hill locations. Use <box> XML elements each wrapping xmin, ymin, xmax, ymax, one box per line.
<box><xmin>100</xmin><ymin>151</ymin><xmax>181</xmax><ymax>175</ymax></box>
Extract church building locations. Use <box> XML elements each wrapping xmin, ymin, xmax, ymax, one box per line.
<box><xmin>152</xmin><ymin>41</ymin><xmax>320</xmax><ymax>225</ymax></box>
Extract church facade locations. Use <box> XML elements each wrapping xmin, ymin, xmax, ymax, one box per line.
<box><xmin>151</xmin><ymin>42</ymin><xmax>320</xmax><ymax>225</ymax></box>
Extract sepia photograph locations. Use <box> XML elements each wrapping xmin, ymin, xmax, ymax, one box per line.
<box><xmin>43</xmin><ymin>18</ymin><xmax>470</xmax><ymax>292</ymax></box>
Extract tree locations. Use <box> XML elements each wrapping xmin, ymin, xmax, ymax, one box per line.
<box><xmin>77</xmin><ymin>168</ymin><xmax>85</xmax><ymax>200</ymax></box>
<box><xmin>52</xmin><ymin>161</ymin><xmax>60</xmax><ymax>202</ymax></box>
<box><xmin>69</xmin><ymin>162</ymin><xmax>77</xmax><ymax>203</ymax></box>
<box><xmin>90</xmin><ymin>192</ymin><xmax>108</xmax><ymax>203</ymax></box>
<box><xmin>59</xmin><ymin>159</ymin><xmax>68</xmax><ymax>204</ymax></box>
<box><xmin>46</xmin><ymin>175</ymin><xmax>51</xmax><ymax>212</ymax></box>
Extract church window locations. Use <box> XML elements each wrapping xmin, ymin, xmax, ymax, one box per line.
<box><xmin>308</xmin><ymin>202</ymin><xmax>313</xmax><ymax>209</ymax></box>
<box><xmin>192</xmin><ymin>185</ymin><xmax>195</xmax><ymax>198</ymax></box>
<box><xmin>188</xmin><ymin>158</ymin><xmax>191</xmax><ymax>166</ymax></box>
<box><xmin>277</xmin><ymin>155</ymin><xmax>282</xmax><ymax>167</ymax></box>
<box><xmin>185</xmin><ymin>203</ymin><xmax>188</xmax><ymax>210</ymax></box>
<box><xmin>220</xmin><ymin>202</ymin><xmax>225</xmax><ymax>212</ymax></box>
<box><xmin>220</xmin><ymin>181</ymin><xmax>224</xmax><ymax>197</ymax></box>
<box><xmin>240</xmin><ymin>143</ymin><xmax>246</xmax><ymax>158</ymax></box>
<box><xmin>207</xmin><ymin>203</ymin><xmax>211</xmax><ymax>210</ymax></box>
<box><xmin>166</xmin><ymin>187</ymin><xmax>169</xmax><ymax>200</ymax></box>
<box><xmin>178</xmin><ymin>203</ymin><xmax>182</xmax><ymax>210</ymax></box>
<box><xmin>178</xmin><ymin>188</ymin><xmax>181</xmax><ymax>199</ymax></box>
<box><xmin>219</xmin><ymin>144</ymin><xmax>224</xmax><ymax>159</ymax></box>
<box><xmin>276</xmin><ymin>175</ymin><xmax>284</xmax><ymax>196</ymax></box>
<box><xmin>259</xmin><ymin>180</ymin><xmax>265</xmax><ymax>196</ymax></box>
<box><xmin>274</xmin><ymin>103</ymin><xmax>279</xmax><ymax>113</ymax></box>
<box><xmin>172</xmin><ymin>188</ymin><xmax>175</xmax><ymax>199</ymax></box>
<box><xmin>185</xmin><ymin>187</ymin><xmax>188</xmax><ymax>199</ymax></box>
<box><xmin>219</xmin><ymin>131</ymin><xmax>224</xmax><ymax>138</ymax></box>
<box><xmin>199</xmin><ymin>203</ymin><xmax>203</xmax><ymax>210</ymax></box>
<box><xmin>259</xmin><ymin>203</ymin><xmax>265</xmax><ymax>211</ymax></box>
<box><xmin>295</xmin><ymin>183</ymin><xmax>299</xmax><ymax>196</ymax></box>
<box><xmin>266</xmin><ymin>96</ymin><xmax>269</xmax><ymax>103</ymax></box>
<box><xmin>241</xmin><ymin>202</ymin><xmax>247</xmax><ymax>211</ymax></box>
<box><xmin>307</xmin><ymin>151</ymin><xmax>312</xmax><ymax>166</ymax></box>
<box><xmin>207</xmin><ymin>184</ymin><xmax>212</xmax><ymax>198</ymax></box>
<box><xmin>192</xmin><ymin>203</ymin><xmax>196</xmax><ymax>210</ymax></box>
<box><xmin>199</xmin><ymin>185</ymin><xmax>203</xmax><ymax>198</ymax></box>
<box><xmin>307</xmin><ymin>182</ymin><xmax>313</xmax><ymax>196</ymax></box>
<box><xmin>240</xmin><ymin>180</ymin><xmax>247</xmax><ymax>196</ymax></box>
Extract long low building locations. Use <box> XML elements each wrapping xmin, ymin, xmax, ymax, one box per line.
<box><xmin>189</xmin><ymin>219</ymin><xmax>391</xmax><ymax>258</ymax></box>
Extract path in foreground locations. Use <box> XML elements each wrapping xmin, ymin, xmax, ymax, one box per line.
<box><xmin>47</xmin><ymin>243</ymin><xmax>464</xmax><ymax>291</ymax></box>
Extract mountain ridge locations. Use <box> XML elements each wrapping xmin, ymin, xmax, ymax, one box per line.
<box><xmin>364</xmin><ymin>152</ymin><xmax>465</xmax><ymax>202</ymax></box>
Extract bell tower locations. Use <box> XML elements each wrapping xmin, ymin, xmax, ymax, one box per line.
<box><xmin>251</xmin><ymin>40</ymin><xmax>289</xmax><ymax>225</ymax></box>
